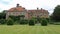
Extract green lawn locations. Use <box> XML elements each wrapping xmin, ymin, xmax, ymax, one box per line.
<box><xmin>0</xmin><ymin>25</ymin><xmax>60</xmax><ymax>34</ymax></box>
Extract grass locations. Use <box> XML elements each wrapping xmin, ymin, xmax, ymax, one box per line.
<box><xmin>0</xmin><ymin>24</ymin><xmax>60</xmax><ymax>34</ymax></box>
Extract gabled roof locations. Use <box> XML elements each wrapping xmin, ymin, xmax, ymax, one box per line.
<box><xmin>8</xmin><ymin>6</ymin><xmax>26</xmax><ymax>12</ymax></box>
<box><xmin>27</xmin><ymin>9</ymin><xmax>48</xmax><ymax>14</ymax></box>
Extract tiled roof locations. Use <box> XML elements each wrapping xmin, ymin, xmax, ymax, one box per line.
<box><xmin>8</xmin><ymin>6</ymin><xmax>26</xmax><ymax>12</ymax></box>
<box><xmin>28</xmin><ymin>9</ymin><xmax>48</xmax><ymax>13</ymax></box>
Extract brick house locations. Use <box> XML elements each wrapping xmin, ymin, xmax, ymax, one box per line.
<box><xmin>6</xmin><ymin>4</ymin><xmax>49</xmax><ymax>19</ymax></box>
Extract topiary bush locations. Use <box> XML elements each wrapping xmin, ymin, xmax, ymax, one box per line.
<box><xmin>7</xmin><ymin>18</ymin><xmax>14</xmax><ymax>25</ymax></box>
<box><xmin>29</xmin><ymin>20</ymin><xmax>35</xmax><ymax>26</ymax></box>
<box><xmin>41</xmin><ymin>19</ymin><xmax>48</xmax><ymax>26</ymax></box>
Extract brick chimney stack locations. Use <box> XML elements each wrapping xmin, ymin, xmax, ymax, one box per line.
<box><xmin>37</xmin><ymin>7</ymin><xmax>39</xmax><ymax>10</ymax></box>
<box><xmin>41</xmin><ymin>8</ymin><xmax>43</xmax><ymax>12</ymax></box>
<box><xmin>16</xmin><ymin>4</ymin><xmax>19</xmax><ymax>7</ymax></box>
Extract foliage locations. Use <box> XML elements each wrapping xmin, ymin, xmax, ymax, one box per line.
<box><xmin>52</xmin><ymin>5</ymin><xmax>60</xmax><ymax>22</ymax></box>
<box><xmin>9</xmin><ymin>15</ymin><xmax>25</xmax><ymax>21</ymax></box>
<box><xmin>31</xmin><ymin>17</ymin><xmax>37</xmax><ymax>24</ymax></box>
<box><xmin>0</xmin><ymin>13</ymin><xmax>6</xmax><ymax>19</ymax></box>
<box><xmin>19</xmin><ymin>19</ymin><xmax>28</xmax><ymax>24</ymax></box>
<box><xmin>0</xmin><ymin>10</ymin><xmax>7</xmax><ymax>19</ymax></box>
<box><xmin>36</xmin><ymin>16</ymin><xmax>42</xmax><ymax>23</ymax></box>
<box><xmin>46</xmin><ymin>18</ymin><xmax>50</xmax><ymax>22</ymax></box>
<box><xmin>7</xmin><ymin>18</ymin><xmax>14</xmax><ymax>25</ymax></box>
<box><xmin>29</xmin><ymin>19</ymin><xmax>35</xmax><ymax>26</ymax></box>
<box><xmin>41</xmin><ymin>19</ymin><xmax>48</xmax><ymax>26</ymax></box>
<box><xmin>9</xmin><ymin>15</ymin><xmax>20</xmax><ymax>22</ymax></box>
<box><xmin>0</xmin><ymin>19</ymin><xmax>6</xmax><ymax>24</ymax></box>
<box><xmin>19</xmin><ymin>15</ymin><xmax>25</xmax><ymax>17</ymax></box>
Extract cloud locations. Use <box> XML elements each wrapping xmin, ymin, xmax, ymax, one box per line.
<box><xmin>0</xmin><ymin>0</ymin><xmax>60</xmax><ymax>14</ymax></box>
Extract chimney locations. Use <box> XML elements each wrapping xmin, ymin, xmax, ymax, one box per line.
<box><xmin>41</xmin><ymin>8</ymin><xmax>42</xmax><ymax>10</ymax></box>
<box><xmin>16</xmin><ymin>4</ymin><xmax>19</xmax><ymax>7</ymax></box>
<box><xmin>37</xmin><ymin>7</ymin><xmax>39</xmax><ymax>10</ymax></box>
<box><xmin>41</xmin><ymin>8</ymin><xmax>43</xmax><ymax>12</ymax></box>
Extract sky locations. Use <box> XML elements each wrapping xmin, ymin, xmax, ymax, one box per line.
<box><xmin>0</xmin><ymin>0</ymin><xmax>60</xmax><ymax>14</ymax></box>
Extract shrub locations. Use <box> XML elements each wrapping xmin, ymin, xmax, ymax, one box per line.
<box><xmin>24</xmin><ymin>20</ymin><xmax>28</xmax><ymax>24</ymax></box>
<box><xmin>19</xmin><ymin>19</ymin><xmax>28</xmax><ymax>24</ymax></box>
<box><xmin>9</xmin><ymin>15</ymin><xmax>20</xmax><ymax>22</ymax></box>
<box><xmin>41</xmin><ymin>19</ymin><xmax>48</xmax><ymax>26</ymax></box>
<box><xmin>38</xmin><ymin>18</ymin><xmax>42</xmax><ymax>23</ymax></box>
<box><xmin>7</xmin><ymin>18</ymin><xmax>14</xmax><ymax>25</ymax></box>
<box><xmin>46</xmin><ymin>18</ymin><xmax>50</xmax><ymax>22</ymax></box>
<box><xmin>34</xmin><ymin>20</ymin><xmax>37</xmax><ymax>24</ymax></box>
<box><xmin>29</xmin><ymin>20</ymin><xmax>35</xmax><ymax>26</ymax></box>
<box><xmin>0</xmin><ymin>19</ymin><xmax>6</xmax><ymax>24</ymax></box>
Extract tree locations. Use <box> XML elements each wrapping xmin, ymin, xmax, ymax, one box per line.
<box><xmin>52</xmin><ymin>5</ymin><xmax>60</xmax><ymax>21</ymax></box>
<box><xmin>0</xmin><ymin>10</ymin><xmax>7</xmax><ymax>19</ymax></box>
<box><xmin>0</xmin><ymin>19</ymin><xmax>6</xmax><ymax>24</ymax></box>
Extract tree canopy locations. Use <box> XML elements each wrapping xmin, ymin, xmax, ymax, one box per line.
<box><xmin>52</xmin><ymin>5</ymin><xmax>60</xmax><ymax>21</ymax></box>
<box><xmin>0</xmin><ymin>10</ymin><xmax>6</xmax><ymax>19</ymax></box>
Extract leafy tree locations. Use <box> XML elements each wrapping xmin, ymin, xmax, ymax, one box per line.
<box><xmin>0</xmin><ymin>13</ymin><xmax>6</xmax><ymax>19</ymax></box>
<box><xmin>0</xmin><ymin>19</ymin><xmax>6</xmax><ymax>24</ymax></box>
<box><xmin>0</xmin><ymin>10</ymin><xmax>7</xmax><ymax>19</ymax></box>
<box><xmin>52</xmin><ymin>5</ymin><xmax>60</xmax><ymax>21</ymax></box>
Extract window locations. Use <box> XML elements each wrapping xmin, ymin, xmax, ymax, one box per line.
<box><xmin>44</xmin><ymin>14</ymin><xmax>46</xmax><ymax>16</ymax></box>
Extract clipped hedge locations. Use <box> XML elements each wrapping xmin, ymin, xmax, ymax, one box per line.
<box><xmin>7</xmin><ymin>18</ymin><xmax>14</xmax><ymax>25</ymax></box>
<box><xmin>41</xmin><ymin>19</ymin><xmax>48</xmax><ymax>26</ymax></box>
<box><xmin>29</xmin><ymin>20</ymin><xmax>35</xmax><ymax>26</ymax></box>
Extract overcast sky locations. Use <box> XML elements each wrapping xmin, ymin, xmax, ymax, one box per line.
<box><xmin>0</xmin><ymin>0</ymin><xmax>60</xmax><ymax>14</ymax></box>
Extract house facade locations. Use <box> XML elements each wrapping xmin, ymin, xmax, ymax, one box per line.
<box><xmin>6</xmin><ymin>4</ymin><xmax>49</xmax><ymax>19</ymax></box>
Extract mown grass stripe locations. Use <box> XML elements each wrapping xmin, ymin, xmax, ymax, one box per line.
<box><xmin>0</xmin><ymin>25</ymin><xmax>60</xmax><ymax>34</ymax></box>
